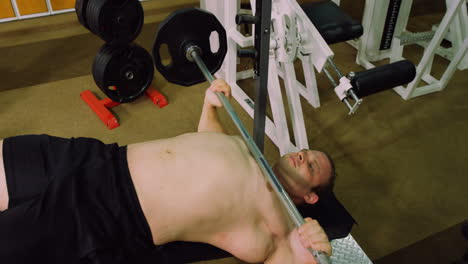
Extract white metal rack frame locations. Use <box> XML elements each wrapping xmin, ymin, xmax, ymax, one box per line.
<box><xmin>347</xmin><ymin>0</ymin><xmax>467</xmax><ymax>100</ymax></box>
<box><xmin>202</xmin><ymin>0</ymin><xmax>337</xmax><ymax>156</ymax></box>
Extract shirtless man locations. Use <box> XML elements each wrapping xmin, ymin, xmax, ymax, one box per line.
<box><xmin>0</xmin><ymin>79</ymin><xmax>334</xmax><ymax>263</ymax></box>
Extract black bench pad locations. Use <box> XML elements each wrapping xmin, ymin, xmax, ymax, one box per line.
<box><xmin>301</xmin><ymin>0</ymin><xmax>363</xmax><ymax>44</ymax></box>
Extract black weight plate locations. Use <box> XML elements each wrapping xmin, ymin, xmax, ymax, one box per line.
<box><xmin>75</xmin><ymin>0</ymin><xmax>90</xmax><ymax>29</ymax></box>
<box><xmin>92</xmin><ymin>44</ymin><xmax>114</xmax><ymax>89</ymax></box>
<box><xmin>92</xmin><ymin>43</ymin><xmax>154</xmax><ymax>103</ymax></box>
<box><xmin>87</xmin><ymin>0</ymin><xmax>144</xmax><ymax>44</ymax></box>
<box><xmin>86</xmin><ymin>0</ymin><xmax>106</xmax><ymax>36</ymax></box>
<box><xmin>152</xmin><ymin>8</ymin><xmax>227</xmax><ymax>86</ymax></box>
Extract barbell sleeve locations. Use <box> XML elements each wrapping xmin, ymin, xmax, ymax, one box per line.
<box><xmin>190</xmin><ymin>48</ymin><xmax>331</xmax><ymax>264</ymax></box>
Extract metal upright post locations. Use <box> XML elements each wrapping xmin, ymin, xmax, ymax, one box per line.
<box><xmin>253</xmin><ymin>0</ymin><xmax>272</xmax><ymax>153</ymax></box>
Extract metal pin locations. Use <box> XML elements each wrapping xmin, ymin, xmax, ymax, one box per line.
<box><xmin>323</xmin><ymin>67</ymin><xmax>338</xmax><ymax>87</ymax></box>
<box><xmin>327</xmin><ymin>58</ymin><xmax>344</xmax><ymax>78</ymax></box>
<box><xmin>348</xmin><ymin>89</ymin><xmax>360</xmax><ymax>102</ymax></box>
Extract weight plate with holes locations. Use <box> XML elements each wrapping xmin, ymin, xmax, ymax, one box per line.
<box><xmin>92</xmin><ymin>43</ymin><xmax>154</xmax><ymax>103</ymax></box>
<box><xmin>75</xmin><ymin>0</ymin><xmax>90</xmax><ymax>30</ymax></box>
<box><xmin>152</xmin><ymin>8</ymin><xmax>227</xmax><ymax>86</ymax></box>
<box><xmin>86</xmin><ymin>0</ymin><xmax>144</xmax><ymax>44</ymax></box>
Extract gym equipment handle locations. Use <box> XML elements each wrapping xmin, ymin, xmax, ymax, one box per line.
<box><xmin>237</xmin><ymin>49</ymin><xmax>258</xmax><ymax>59</ymax></box>
<box><xmin>236</xmin><ymin>14</ymin><xmax>259</xmax><ymax>25</ymax></box>
<box><xmin>189</xmin><ymin>48</ymin><xmax>331</xmax><ymax>264</ymax></box>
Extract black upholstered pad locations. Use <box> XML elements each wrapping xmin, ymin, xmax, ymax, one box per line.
<box><xmin>301</xmin><ymin>0</ymin><xmax>363</xmax><ymax>44</ymax></box>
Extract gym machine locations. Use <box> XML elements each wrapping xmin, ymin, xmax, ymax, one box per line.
<box><xmin>201</xmin><ymin>0</ymin><xmax>416</xmax><ymax>155</ymax></box>
<box><xmin>347</xmin><ymin>0</ymin><xmax>467</xmax><ymax>99</ymax></box>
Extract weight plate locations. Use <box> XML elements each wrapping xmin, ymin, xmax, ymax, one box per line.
<box><xmin>152</xmin><ymin>8</ymin><xmax>227</xmax><ymax>86</ymax></box>
<box><xmin>86</xmin><ymin>0</ymin><xmax>107</xmax><ymax>37</ymax></box>
<box><xmin>86</xmin><ymin>0</ymin><xmax>144</xmax><ymax>44</ymax></box>
<box><xmin>92</xmin><ymin>43</ymin><xmax>154</xmax><ymax>103</ymax></box>
<box><xmin>75</xmin><ymin>0</ymin><xmax>90</xmax><ymax>30</ymax></box>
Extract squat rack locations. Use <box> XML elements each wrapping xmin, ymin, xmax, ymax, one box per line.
<box><xmin>228</xmin><ymin>0</ymin><xmax>273</xmax><ymax>153</ymax></box>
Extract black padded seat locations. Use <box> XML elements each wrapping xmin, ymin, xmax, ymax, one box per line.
<box><xmin>301</xmin><ymin>0</ymin><xmax>363</xmax><ymax>44</ymax></box>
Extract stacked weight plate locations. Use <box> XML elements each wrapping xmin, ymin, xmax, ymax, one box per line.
<box><xmin>76</xmin><ymin>0</ymin><xmax>153</xmax><ymax>103</ymax></box>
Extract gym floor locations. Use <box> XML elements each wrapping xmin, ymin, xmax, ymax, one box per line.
<box><xmin>0</xmin><ymin>0</ymin><xmax>467</xmax><ymax>263</ymax></box>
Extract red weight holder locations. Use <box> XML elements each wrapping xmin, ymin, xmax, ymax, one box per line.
<box><xmin>80</xmin><ymin>86</ymin><xmax>168</xmax><ymax>130</ymax></box>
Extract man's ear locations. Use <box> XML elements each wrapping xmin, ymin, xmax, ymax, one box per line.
<box><xmin>304</xmin><ymin>192</ymin><xmax>319</xmax><ymax>205</ymax></box>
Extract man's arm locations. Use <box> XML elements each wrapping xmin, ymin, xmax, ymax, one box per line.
<box><xmin>265</xmin><ymin>229</ymin><xmax>316</xmax><ymax>264</ymax></box>
<box><xmin>198</xmin><ymin>103</ymin><xmax>226</xmax><ymax>134</ymax></box>
<box><xmin>197</xmin><ymin>79</ymin><xmax>231</xmax><ymax>134</ymax></box>
<box><xmin>266</xmin><ymin>218</ymin><xmax>332</xmax><ymax>264</ymax></box>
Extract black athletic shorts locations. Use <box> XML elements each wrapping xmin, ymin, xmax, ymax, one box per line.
<box><xmin>0</xmin><ymin>135</ymin><xmax>157</xmax><ymax>263</ymax></box>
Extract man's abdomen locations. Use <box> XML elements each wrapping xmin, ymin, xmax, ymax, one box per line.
<box><xmin>126</xmin><ymin>132</ymin><xmax>260</xmax><ymax>246</ymax></box>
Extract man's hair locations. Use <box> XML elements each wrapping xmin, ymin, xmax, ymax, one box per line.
<box><xmin>310</xmin><ymin>151</ymin><xmax>336</xmax><ymax>197</ymax></box>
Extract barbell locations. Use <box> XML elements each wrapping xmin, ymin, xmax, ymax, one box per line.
<box><xmin>152</xmin><ymin>7</ymin><xmax>330</xmax><ymax>264</ymax></box>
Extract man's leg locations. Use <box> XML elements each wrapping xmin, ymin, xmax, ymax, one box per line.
<box><xmin>1</xmin><ymin>135</ymin><xmax>51</xmax><ymax>210</ymax></box>
<box><xmin>0</xmin><ymin>134</ymin><xmax>128</xmax><ymax>263</ymax></box>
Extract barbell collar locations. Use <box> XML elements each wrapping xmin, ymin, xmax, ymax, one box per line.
<box><xmin>185</xmin><ymin>44</ymin><xmax>203</xmax><ymax>63</ymax></box>
<box><xmin>189</xmin><ymin>47</ymin><xmax>215</xmax><ymax>83</ymax></box>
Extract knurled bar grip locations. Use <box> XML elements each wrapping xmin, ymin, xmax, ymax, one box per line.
<box><xmin>190</xmin><ymin>48</ymin><xmax>331</xmax><ymax>264</ymax></box>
